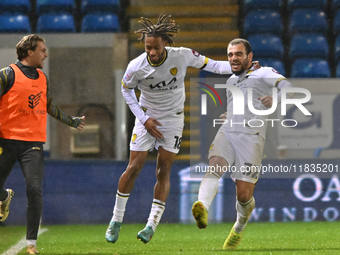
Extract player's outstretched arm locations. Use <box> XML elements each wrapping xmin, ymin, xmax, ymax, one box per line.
<box><xmin>202</xmin><ymin>59</ymin><xmax>261</xmax><ymax>75</ymax></box>
<box><xmin>202</xmin><ymin>59</ymin><xmax>232</xmax><ymax>74</ymax></box>
<box><xmin>47</xmin><ymin>100</ymin><xmax>86</xmax><ymax>129</ymax></box>
<box><xmin>252</xmin><ymin>61</ymin><xmax>261</xmax><ymax>69</ymax></box>
<box><xmin>73</xmin><ymin>116</ymin><xmax>86</xmax><ymax>131</ymax></box>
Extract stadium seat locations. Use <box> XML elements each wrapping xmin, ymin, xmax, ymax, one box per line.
<box><xmin>81</xmin><ymin>0</ymin><xmax>120</xmax><ymax>15</ymax></box>
<box><xmin>81</xmin><ymin>13</ymin><xmax>120</xmax><ymax>33</ymax></box>
<box><xmin>0</xmin><ymin>0</ymin><xmax>31</xmax><ymax>14</ymax></box>
<box><xmin>242</xmin><ymin>0</ymin><xmax>282</xmax><ymax>13</ymax></box>
<box><xmin>247</xmin><ymin>34</ymin><xmax>284</xmax><ymax>59</ymax></box>
<box><xmin>334</xmin><ymin>35</ymin><xmax>340</xmax><ymax>63</ymax></box>
<box><xmin>289</xmin><ymin>9</ymin><xmax>328</xmax><ymax>36</ymax></box>
<box><xmin>336</xmin><ymin>61</ymin><xmax>340</xmax><ymax>77</ymax></box>
<box><xmin>37</xmin><ymin>13</ymin><xmax>75</xmax><ymax>33</ymax></box>
<box><xmin>334</xmin><ymin>11</ymin><xmax>340</xmax><ymax>36</ymax></box>
<box><xmin>36</xmin><ymin>0</ymin><xmax>75</xmax><ymax>15</ymax></box>
<box><xmin>256</xmin><ymin>58</ymin><xmax>285</xmax><ymax>76</ymax></box>
<box><xmin>288</xmin><ymin>0</ymin><xmax>327</xmax><ymax>11</ymax></box>
<box><xmin>0</xmin><ymin>14</ymin><xmax>31</xmax><ymax>33</ymax></box>
<box><xmin>243</xmin><ymin>10</ymin><xmax>283</xmax><ymax>37</ymax></box>
<box><xmin>333</xmin><ymin>0</ymin><xmax>340</xmax><ymax>11</ymax></box>
<box><xmin>291</xmin><ymin>58</ymin><xmax>330</xmax><ymax>78</ymax></box>
<box><xmin>289</xmin><ymin>33</ymin><xmax>329</xmax><ymax>60</ymax></box>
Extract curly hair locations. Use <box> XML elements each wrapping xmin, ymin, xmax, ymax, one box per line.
<box><xmin>135</xmin><ymin>14</ymin><xmax>180</xmax><ymax>46</ymax></box>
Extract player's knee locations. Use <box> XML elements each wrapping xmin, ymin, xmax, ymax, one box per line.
<box><xmin>155</xmin><ymin>165</ymin><xmax>171</xmax><ymax>180</ymax></box>
<box><xmin>124</xmin><ymin>164</ymin><xmax>143</xmax><ymax>179</ymax></box>
<box><xmin>236</xmin><ymin>193</ymin><xmax>253</xmax><ymax>204</ymax></box>
<box><xmin>209</xmin><ymin>156</ymin><xmax>228</xmax><ymax>168</ymax></box>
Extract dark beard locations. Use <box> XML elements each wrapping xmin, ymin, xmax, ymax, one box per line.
<box><xmin>148</xmin><ymin>49</ymin><xmax>166</xmax><ymax>65</ymax></box>
<box><xmin>232</xmin><ymin>66</ymin><xmax>245</xmax><ymax>76</ymax></box>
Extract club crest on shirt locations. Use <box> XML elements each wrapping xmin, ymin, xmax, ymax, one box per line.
<box><xmin>170</xmin><ymin>67</ymin><xmax>178</xmax><ymax>76</ymax></box>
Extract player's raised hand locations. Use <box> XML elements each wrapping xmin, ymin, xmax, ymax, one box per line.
<box><xmin>144</xmin><ymin>118</ymin><xmax>163</xmax><ymax>140</ymax></box>
<box><xmin>258</xmin><ymin>96</ymin><xmax>273</xmax><ymax>108</ymax></box>
<box><xmin>252</xmin><ymin>61</ymin><xmax>261</xmax><ymax>69</ymax></box>
<box><xmin>219</xmin><ymin>111</ymin><xmax>228</xmax><ymax>119</ymax></box>
<box><xmin>74</xmin><ymin>116</ymin><xmax>86</xmax><ymax>131</ymax></box>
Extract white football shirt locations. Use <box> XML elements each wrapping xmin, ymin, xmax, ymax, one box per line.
<box><xmin>223</xmin><ymin>66</ymin><xmax>286</xmax><ymax>138</ymax></box>
<box><xmin>122</xmin><ymin>47</ymin><xmax>207</xmax><ymax>122</ymax></box>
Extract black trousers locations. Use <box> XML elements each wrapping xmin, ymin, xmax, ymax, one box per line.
<box><xmin>0</xmin><ymin>138</ymin><xmax>44</xmax><ymax>240</ymax></box>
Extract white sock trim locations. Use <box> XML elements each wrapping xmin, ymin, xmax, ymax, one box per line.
<box><xmin>111</xmin><ymin>191</ymin><xmax>130</xmax><ymax>223</ymax></box>
<box><xmin>116</xmin><ymin>190</ymin><xmax>130</xmax><ymax>198</ymax></box>
<box><xmin>147</xmin><ymin>199</ymin><xmax>166</xmax><ymax>232</ymax></box>
<box><xmin>27</xmin><ymin>240</ymin><xmax>37</xmax><ymax>247</ymax></box>
<box><xmin>234</xmin><ymin>197</ymin><xmax>255</xmax><ymax>233</ymax></box>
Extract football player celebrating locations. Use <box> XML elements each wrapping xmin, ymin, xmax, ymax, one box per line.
<box><xmin>0</xmin><ymin>34</ymin><xmax>85</xmax><ymax>254</ymax></box>
<box><xmin>192</xmin><ymin>38</ymin><xmax>294</xmax><ymax>250</ymax></box>
<box><xmin>105</xmin><ymin>14</ymin><xmax>258</xmax><ymax>244</ymax></box>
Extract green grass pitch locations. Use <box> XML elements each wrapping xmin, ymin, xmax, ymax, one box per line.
<box><xmin>1</xmin><ymin>222</ymin><xmax>340</xmax><ymax>254</ymax></box>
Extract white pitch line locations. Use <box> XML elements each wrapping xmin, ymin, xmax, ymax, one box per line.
<box><xmin>1</xmin><ymin>228</ymin><xmax>48</xmax><ymax>255</ymax></box>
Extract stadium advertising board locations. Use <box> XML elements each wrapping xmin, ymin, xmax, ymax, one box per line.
<box><xmin>277</xmin><ymin>95</ymin><xmax>338</xmax><ymax>149</ymax></box>
<box><xmin>248</xmin><ymin>172</ymin><xmax>340</xmax><ymax>222</ymax></box>
<box><xmin>185</xmin><ymin>162</ymin><xmax>340</xmax><ymax>223</ymax></box>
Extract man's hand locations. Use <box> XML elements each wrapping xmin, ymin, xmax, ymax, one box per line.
<box><xmin>144</xmin><ymin>118</ymin><xmax>163</xmax><ymax>140</ymax></box>
<box><xmin>219</xmin><ymin>111</ymin><xmax>227</xmax><ymax>119</ymax></box>
<box><xmin>258</xmin><ymin>96</ymin><xmax>273</xmax><ymax>108</ymax></box>
<box><xmin>75</xmin><ymin>116</ymin><xmax>86</xmax><ymax>131</ymax></box>
<box><xmin>252</xmin><ymin>61</ymin><xmax>261</xmax><ymax>69</ymax></box>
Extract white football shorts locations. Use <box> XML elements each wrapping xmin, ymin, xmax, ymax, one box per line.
<box><xmin>130</xmin><ymin>119</ymin><xmax>184</xmax><ymax>154</ymax></box>
<box><xmin>208</xmin><ymin>129</ymin><xmax>265</xmax><ymax>184</ymax></box>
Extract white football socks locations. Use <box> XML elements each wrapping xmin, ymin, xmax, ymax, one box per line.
<box><xmin>27</xmin><ymin>240</ymin><xmax>36</xmax><ymax>247</ymax></box>
<box><xmin>146</xmin><ymin>199</ymin><xmax>165</xmax><ymax>232</ymax></box>
<box><xmin>234</xmin><ymin>196</ymin><xmax>255</xmax><ymax>233</ymax></box>
<box><xmin>198</xmin><ymin>171</ymin><xmax>220</xmax><ymax>211</ymax></box>
<box><xmin>111</xmin><ymin>190</ymin><xmax>130</xmax><ymax>223</ymax></box>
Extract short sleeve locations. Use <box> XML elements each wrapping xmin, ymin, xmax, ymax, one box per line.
<box><xmin>180</xmin><ymin>47</ymin><xmax>207</xmax><ymax>69</ymax></box>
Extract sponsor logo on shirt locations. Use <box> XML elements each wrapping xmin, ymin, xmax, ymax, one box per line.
<box><xmin>28</xmin><ymin>92</ymin><xmax>42</xmax><ymax>109</ymax></box>
<box><xmin>149</xmin><ymin>77</ymin><xmax>177</xmax><ymax>90</ymax></box>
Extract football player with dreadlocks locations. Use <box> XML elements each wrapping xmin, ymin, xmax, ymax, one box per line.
<box><xmin>105</xmin><ymin>14</ymin><xmax>259</xmax><ymax>244</ymax></box>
